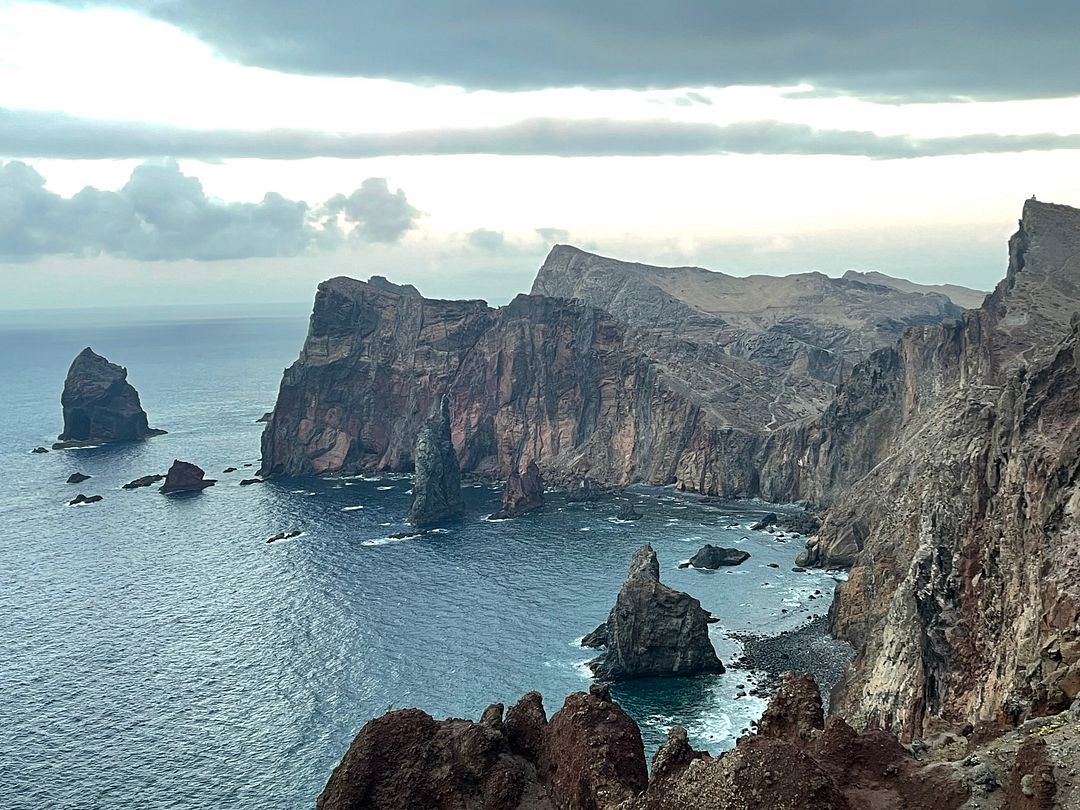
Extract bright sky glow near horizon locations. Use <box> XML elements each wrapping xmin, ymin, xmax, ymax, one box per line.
<box><xmin>2</xmin><ymin>0</ymin><xmax>1080</xmax><ymax>309</ymax></box>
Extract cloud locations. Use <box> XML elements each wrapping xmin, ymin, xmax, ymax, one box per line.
<box><xmin>536</xmin><ymin>227</ymin><xmax>570</xmax><ymax>244</ymax></box>
<box><xmin>466</xmin><ymin>228</ymin><xmax>505</xmax><ymax>252</ymax></box>
<box><xmin>324</xmin><ymin>178</ymin><xmax>420</xmax><ymax>243</ymax></box>
<box><xmin>6</xmin><ymin>109</ymin><xmax>1080</xmax><ymax>162</ymax></box>
<box><xmin>48</xmin><ymin>1</ymin><xmax>1080</xmax><ymax>101</ymax></box>
<box><xmin>0</xmin><ymin>159</ymin><xmax>419</xmax><ymax>261</ymax></box>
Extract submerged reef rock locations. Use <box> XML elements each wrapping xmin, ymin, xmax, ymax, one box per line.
<box><xmin>159</xmin><ymin>460</ymin><xmax>215</xmax><ymax>494</ymax></box>
<box><xmin>492</xmin><ymin>459</ymin><xmax>544</xmax><ymax>519</ymax></box>
<box><xmin>587</xmin><ymin>545</ymin><xmax>724</xmax><ymax>681</ymax></box>
<box><xmin>54</xmin><ymin>348</ymin><xmax>164</xmax><ymax>448</ymax></box>
<box><xmin>407</xmin><ymin>395</ymin><xmax>463</xmax><ymax>527</ymax></box>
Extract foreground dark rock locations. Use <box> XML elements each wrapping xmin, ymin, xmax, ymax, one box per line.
<box><xmin>407</xmin><ymin>396</ymin><xmax>463</xmax><ymax>527</ymax></box>
<box><xmin>492</xmin><ymin>460</ymin><xmax>544</xmax><ymax>518</ymax></box>
<box><xmin>587</xmin><ymin>545</ymin><xmax>724</xmax><ymax>681</ymax></box>
<box><xmin>678</xmin><ymin>544</ymin><xmax>750</xmax><ymax>569</ymax></box>
<box><xmin>122</xmin><ymin>474</ymin><xmax>163</xmax><ymax>490</ymax></box>
<box><xmin>317</xmin><ymin>686</ymin><xmax>646</xmax><ymax>810</ymax></box>
<box><xmin>319</xmin><ymin>675</ymin><xmax>978</xmax><ymax>810</ymax></box>
<box><xmin>68</xmin><ymin>493</ymin><xmax>102</xmax><ymax>505</ymax></box>
<box><xmin>54</xmin><ymin>348</ymin><xmax>165</xmax><ymax>448</ymax></box>
<box><xmin>66</xmin><ymin>472</ymin><xmax>90</xmax><ymax>484</ymax></box>
<box><xmin>159</xmin><ymin>460</ymin><xmax>215</xmax><ymax>494</ymax></box>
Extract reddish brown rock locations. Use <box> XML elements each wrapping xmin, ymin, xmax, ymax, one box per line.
<box><xmin>493</xmin><ymin>460</ymin><xmax>545</xmax><ymax>519</ymax></box>
<box><xmin>1004</xmin><ymin>737</ymin><xmax>1056</xmax><ymax>810</ymax></box>
<box><xmin>159</xmin><ymin>460</ymin><xmax>215</xmax><ymax>494</ymax></box>
<box><xmin>755</xmin><ymin>671</ymin><xmax>825</xmax><ymax>743</ymax></box>
<box><xmin>316</xmin><ymin>688</ymin><xmax>646</xmax><ymax>810</ymax></box>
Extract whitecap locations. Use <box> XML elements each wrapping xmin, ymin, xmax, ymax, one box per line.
<box><xmin>361</xmin><ymin>536</ymin><xmax>408</xmax><ymax>547</ymax></box>
<box><xmin>579</xmin><ymin>527</ymin><xmax>591</xmax><ymax>532</ymax></box>
<box><xmin>376</xmin><ymin>485</ymin><xmax>394</xmax><ymax>491</ymax></box>
<box><xmin>341</xmin><ymin>505</ymin><xmax>365</xmax><ymax>511</ymax></box>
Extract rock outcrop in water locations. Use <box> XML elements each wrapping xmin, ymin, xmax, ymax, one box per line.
<box><xmin>492</xmin><ymin>460</ymin><xmax>544</xmax><ymax>519</ymax></box>
<box><xmin>159</xmin><ymin>460</ymin><xmax>215</xmax><ymax>494</ymax></box>
<box><xmin>54</xmin><ymin>348</ymin><xmax>164</xmax><ymax>448</ymax></box>
<box><xmin>316</xmin><ymin>684</ymin><xmax>647</xmax><ymax>810</ymax></box>
<box><xmin>678</xmin><ymin>544</ymin><xmax>750</xmax><ymax>569</ymax></box>
<box><xmin>407</xmin><ymin>396</ymin><xmax>464</xmax><ymax>526</ymax></box>
<box><xmin>587</xmin><ymin>545</ymin><xmax>724</xmax><ymax>681</ymax></box>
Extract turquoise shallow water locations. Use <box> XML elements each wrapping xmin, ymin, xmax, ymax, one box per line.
<box><xmin>0</xmin><ymin>308</ymin><xmax>844</xmax><ymax>809</ymax></box>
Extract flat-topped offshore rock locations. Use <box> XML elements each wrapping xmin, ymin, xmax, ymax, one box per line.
<box><xmin>587</xmin><ymin>545</ymin><xmax>724</xmax><ymax>681</ymax></box>
<box><xmin>159</xmin><ymin>460</ymin><xmax>215</xmax><ymax>494</ymax></box>
<box><xmin>54</xmin><ymin>348</ymin><xmax>165</xmax><ymax>448</ymax></box>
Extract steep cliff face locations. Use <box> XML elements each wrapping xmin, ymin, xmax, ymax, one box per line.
<box><xmin>775</xmin><ymin>201</ymin><xmax>1080</xmax><ymax>738</ymax></box>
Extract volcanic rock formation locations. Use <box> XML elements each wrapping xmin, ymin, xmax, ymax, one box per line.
<box><xmin>492</xmin><ymin>459</ymin><xmax>544</xmax><ymax>519</ymax></box>
<box><xmin>586</xmin><ymin>545</ymin><xmax>724</xmax><ymax>681</ymax></box>
<box><xmin>259</xmin><ymin>255</ymin><xmax>958</xmax><ymax>495</ymax></box>
<box><xmin>750</xmin><ymin>200</ymin><xmax>1080</xmax><ymax>738</ymax></box>
<box><xmin>316</xmin><ymin>684</ymin><xmax>647</xmax><ymax>810</ymax></box>
<box><xmin>317</xmin><ymin>674</ymin><xmax>988</xmax><ymax>810</ymax></box>
<box><xmin>678</xmin><ymin>544</ymin><xmax>750</xmax><ymax>569</ymax></box>
<box><xmin>407</xmin><ymin>395</ymin><xmax>464</xmax><ymax>526</ymax></box>
<box><xmin>54</xmin><ymin>348</ymin><xmax>165</xmax><ymax>448</ymax></box>
<box><xmin>159</xmin><ymin>460</ymin><xmax>215</xmax><ymax>494</ymax></box>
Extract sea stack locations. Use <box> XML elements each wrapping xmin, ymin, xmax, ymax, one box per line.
<box><xmin>159</xmin><ymin>460</ymin><xmax>216</xmax><ymax>494</ymax></box>
<box><xmin>406</xmin><ymin>396</ymin><xmax>463</xmax><ymax>526</ymax></box>
<box><xmin>586</xmin><ymin>545</ymin><xmax>724</xmax><ymax>681</ymax></box>
<box><xmin>492</xmin><ymin>460</ymin><xmax>544</xmax><ymax>518</ymax></box>
<box><xmin>54</xmin><ymin>348</ymin><xmax>165</xmax><ymax>448</ymax></box>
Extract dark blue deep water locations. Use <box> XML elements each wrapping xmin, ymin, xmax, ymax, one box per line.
<box><xmin>0</xmin><ymin>307</ymin><xmax>844</xmax><ymax>809</ymax></box>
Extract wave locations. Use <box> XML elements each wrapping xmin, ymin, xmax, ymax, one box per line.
<box><xmin>341</xmin><ymin>505</ymin><xmax>364</xmax><ymax>511</ymax></box>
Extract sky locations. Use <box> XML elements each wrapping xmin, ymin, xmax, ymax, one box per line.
<box><xmin>2</xmin><ymin>1</ymin><xmax>1080</xmax><ymax>309</ymax></box>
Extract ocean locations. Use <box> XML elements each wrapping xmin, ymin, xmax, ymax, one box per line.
<box><xmin>0</xmin><ymin>305</ymin><xmax>847</xmax><ymax>809</ymax></box>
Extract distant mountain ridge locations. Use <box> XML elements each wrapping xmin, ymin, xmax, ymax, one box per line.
<box><xmin>842</xmin><ymin>268</ymin><xmax>988</xmax><ymax>309</ymax></box>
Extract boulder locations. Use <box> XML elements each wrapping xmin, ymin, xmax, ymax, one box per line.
<box><xmin>159</xmin><ymin>460</ymin><xmax>215</xmax><ymax>494</ymax></box>
<box><xmin>239</xmin><ymin>478</ymin><xmax>263</xmax><ymax>486</ymax></box>
<box><xmin>679</xmin><ymin>544</ymin><xmax>750</xmax><ymax>569</ymax></box>
<box><xmin>587</xmin><ymin>545</ymin><xmax>724</xmax><ymax>680</ymax></box>
<box><xmin>31</xmin><ymin>446</ymin><xmax>49</xmax><ymax>454</ymax></box>
<box><xmin>123</xmin><ymin>474</ymin><xmax>164</xmax><ymax>490</ymax></box>
<box><xmin>66</xmin><ymin>472</ymin><xmax>91</xmax><ymax>484</ymax></box>
<box><xmin>617</xmin><ymin>501</ymin><xmax>643</xmax><ymax>521</ymax></box>
<box><xmin>491</xmin><ymin>460</ymin><xmax>544</xmax><ymax>518</ymax></box>
<box><xmin>53</xmin><ymin>347</ymin><xmax>165</xmax><ymax>448</ymax></box>
<box><xmin>407</xmin><ymin>395</ymin><xmax>463</xmax><ymax>527</ymax></box>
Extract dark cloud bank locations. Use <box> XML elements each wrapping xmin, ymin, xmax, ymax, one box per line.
<box><xmin>0</xmin><ymin>160</ymin><xmax>419</xmax><ymax>261</ymax></box>
<box><xmin>54</xmin><ymin>0</ymin><xmax>1080</xmax><ymax>101</ymax></box>
<box><xmin>6</xmin><ymin>109</ymin><xmax>1080</xmax><ymax>161</ymax></box>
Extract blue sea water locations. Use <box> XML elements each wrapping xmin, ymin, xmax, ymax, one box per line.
<box><xmin>0</xmin><ymin>306</ymin><xmax>844</xmax><ymax>809</ymax></box>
